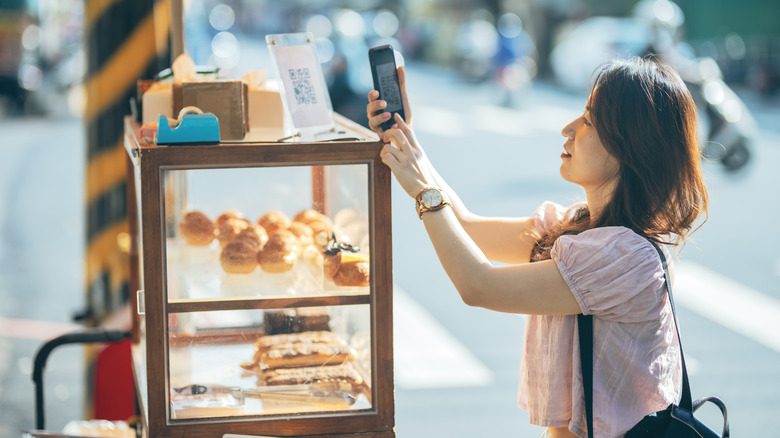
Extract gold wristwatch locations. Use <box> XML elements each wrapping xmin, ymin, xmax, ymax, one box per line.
<box><xmin>415</xmin><ymin>187</ymin><xmax>450</xmax><ymax>219</ymax></box>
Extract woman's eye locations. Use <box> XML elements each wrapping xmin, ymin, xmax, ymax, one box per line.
<box><xmin>582</xmin><ymin>117</ymin><xmax>591</xmax><ymax>126</ymax></box>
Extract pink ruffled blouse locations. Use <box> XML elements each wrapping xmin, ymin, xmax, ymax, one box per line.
<box><xmin>517</xmin><ymin>202</ymin><xmax>682</xmax><ymax>438</ymax></box>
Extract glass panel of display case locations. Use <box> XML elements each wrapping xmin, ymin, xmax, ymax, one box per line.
<box><xmin>164</xmin><ymin>164</ymin><xmax>371</xmax><ymax>302</ymax></box>
<box><xmin>166</xmin><ymin>305</ymin><xmax>372</xmax><ymax>420</ymax></box>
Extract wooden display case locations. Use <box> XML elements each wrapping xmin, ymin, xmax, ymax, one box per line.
<box><xmin>123</xmin><ymin>115</ymin><xmax>394</xmax><ymax>437</ymax></box>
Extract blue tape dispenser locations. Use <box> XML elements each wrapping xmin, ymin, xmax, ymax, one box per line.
<box><xmin>157</xmin><ymin>106</ymin><xmax>221</xmax><ymax>145</ymax></box>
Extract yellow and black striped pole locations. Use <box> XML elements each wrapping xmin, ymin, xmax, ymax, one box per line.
<box><xmin>83</xmin><ymin>0</ymin><xmax>169</xmax><ymax>325</ymax></box>
<box><xmin>83</xmin><ymin>0</ymin><xmax>170</xmax><ymax>420</ymax></box>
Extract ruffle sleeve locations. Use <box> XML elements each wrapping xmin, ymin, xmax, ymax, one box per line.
<box><xmin>551</xmin><ymin>227</ymin><xmax>666</xmax><ymax>322</ymax></box>
<box><xmin>532</xmin><ymin>201</ymin><xmax>585</xmax><ymax>235</ymax></box>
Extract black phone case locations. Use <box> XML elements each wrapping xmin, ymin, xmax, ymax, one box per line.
<box><xmin>369</xmin><ymin>45</ymin><xmax>405</xmax><ymax>130</ymax></box>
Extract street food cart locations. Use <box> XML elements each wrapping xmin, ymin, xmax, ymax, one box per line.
<box><xmin>123</xmin><ymin>113</ymin><xmax>395</xmax><ymax>437</ymax></box>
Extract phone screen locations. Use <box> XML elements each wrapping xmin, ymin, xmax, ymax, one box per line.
<box><xmin>370</xmin><ymin>45</ymin><xmax>404</xmax><ymax>129</ymax></box>
<box><xmin>376</xmin><ymin>62</ymin><xmax>403</xmax><ymax>115</ymax></box>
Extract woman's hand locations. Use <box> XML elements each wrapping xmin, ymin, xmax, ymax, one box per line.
<box><xmin>367</xmin><ymin>66</ymin><xmax>412</xmax><ymax>137</ymax></box>
<box><xmin>380</xmin><ymin>114</ymin><xmax>434</xmax><ymax>199</ymax></box>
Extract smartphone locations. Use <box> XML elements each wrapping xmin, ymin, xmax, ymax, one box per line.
<box><xmin>369</xmin><ymin>44</ymin><xmax>405</xmax><ymax>130</ymax></box>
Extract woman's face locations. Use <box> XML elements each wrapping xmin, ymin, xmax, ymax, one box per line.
<box><xmin>559</xmin><ymin>104</ymin><xmax>620</xmax><ymax>193</ymax></box>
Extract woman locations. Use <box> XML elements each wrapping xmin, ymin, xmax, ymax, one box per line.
<box><xmin>367</xmin><ymin>57</ymin><xmax>708</xmax><ymax>437</ymax></box>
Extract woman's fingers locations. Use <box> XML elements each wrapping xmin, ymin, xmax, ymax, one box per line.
<box><xmin>380</xmin><ymin>143</ymin><xmax>400</xmax><ymax>166</ymax></box>
<box><xmin>367</xmin><ymin>90</ymin><xmax>393</xmax><ymax>134</ymax></box>
<box><xmin>382</xmin><ymin>127</ymin><xmax>410</xmax><ymax>153</ymax></box>
<box><xmin>389</xmin><ymin>114</ymin><xmax>425</xmax><ymax>158</ymax></box>
<box><xmin>369</xmin><ymin>111</ymin><xmax>392</xmax><ymax>132</ymax></box>
<box><xmin>392</xmin><ymin>113</ymin><xmax>413</xmax><ymax>140</ymax></box>
<box><xmin>367</xmin><ymin>91</ymin><xmax>384</xmax><ymax>113</ymax></box>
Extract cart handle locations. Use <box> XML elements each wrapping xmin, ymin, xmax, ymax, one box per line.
<box><xmin>32</xmin><ymin>328</ymin><xmax>131</xmax><ymax>430</ymax></box>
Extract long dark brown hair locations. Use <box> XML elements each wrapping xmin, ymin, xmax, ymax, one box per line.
<box><xmin>531</xmin><ymin>57</ymin><xmax>708</xmax><ymax>261</ymax></box>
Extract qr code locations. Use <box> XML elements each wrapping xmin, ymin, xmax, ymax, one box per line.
<box><xmin>289</xmin><ymin>68</ymin><xmax>317</xmax><ymax>105</ymax></box>
<box><xmin>380</xmin><ymin>74</ymin><xmax>401</xmax><ymax>106</ymax></box>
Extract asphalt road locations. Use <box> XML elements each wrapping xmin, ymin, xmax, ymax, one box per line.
<box><xmin>0</xmin><ymin>64</ymin><xmax>779</xmax><ymax>437</ymax></box>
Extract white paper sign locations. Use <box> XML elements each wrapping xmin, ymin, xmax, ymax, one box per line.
<box><xmin>267</xmin><ymin>33</ymin><xmax>334</xmax><ymax>138</ymax></box>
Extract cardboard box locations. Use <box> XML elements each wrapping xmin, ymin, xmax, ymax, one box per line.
<box><xmin>141</xmin><ymin>81</ymin><xmax>173</xmax><ymax>126</ymax></box>
<box><xmin>177</xmin><ymin>81</ymin><xmax>248</xmax><ymax>141</ymax></box>
<box><xmin>247</xmin><ymin>88</ymin><xmax>284</xmax><ymax>130</ymax></box>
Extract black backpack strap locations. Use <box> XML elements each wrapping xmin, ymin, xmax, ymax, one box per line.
<box><xmin>577</xmin><ymin>240</ymin><xmax>692</xmax><ymax>438</ymax></box>
<box><xmin>577</xmin><ymin>313</ymin><xmax>594</xmax><ymax>438</ymax></box>
<box><xmin>648</xmin><ymin>241</ymin><xmax>693</xmax><ymax>410</ymax></box>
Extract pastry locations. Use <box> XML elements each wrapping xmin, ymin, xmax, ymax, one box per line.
<box><xmin>324</xmin><ymin>247</ymin><xmax>370</xmax><ymax>287</ymax></box>
<box><xmin>215</xmin><ymin>209</ymin><xmax>243</xmax><ymax>228</ymax></box>
<box><xmin>263</xmin><ymin>309</ymin><xmax>297</xmax><ymax>335</ymax></box>
<box><xmin>220</xmin><ymin>239</ymin><xmax>259</xmax><ymax>274</ymax></box>
<box><xmin>235</xmin><ymin>224</ymin><xmax>268</xmax><ymax>248</ymax></box>
<box><xmin>295</xmin><ymin>307</ymin><xmax>332</xmax><ymax>331</ymax></box>
<box><xmin>178</xmin><ymin>211</ymin><xmax>216</xmax><ymax>246</ymax></box>
<box><xmin>259</xmin><ymin>341</ymin><xmax>353</xmax><ymax>369</ymax></box>
<box><xmin>216</xmin><ymin>217</ymin><xmax>251</xmax><ymax>247</ymax></box>
<box><xmin>323</xmin><ymin>249</ymin><xmax>342</xmax><ymax>280</ymax></box>
<box><xmin>262</xmin><ymin>308</ymin><xmax>331</xmax><ymax>335</ymax></box>
<box><xmin>253</xmin><ymin>331</ymin><xmax>340</xmax><ymax>361</ymax></box>
<box><xmin>257</xmin><ymin>230</ymin><xmax>298</xmax><ymax>273</ymax></box>
<box><xmin>308</xmin><ymin>219</ymin><xmax>333</xmax><ymax>249</ymax></box>
<box><xmin>332</xmin><ymin>253</ymin><xmax>370</xmax><ymax>287</ymax></box>
<box><xmin>293</xmin><ymin>209</ymin><xmax>333</xmax><ymax>229</ymax></box>
<box><xmin>261</xmin><ymin>363</ymin><xmax>363</xmax><ymax>386</ymax></box>
<box><xmin>288</xmin><ymin>221</ymin><xmax>314</xmax><ymax>248</ymax></box>
<box><xmin>257</xmin><ymin>211</ymin><xmax>290</xmax><ymax>234</ymax></box>
<box><xmin>302</xmin><ymin>244</ymin><xmax>323</xmax><ymax>267</ymax></box>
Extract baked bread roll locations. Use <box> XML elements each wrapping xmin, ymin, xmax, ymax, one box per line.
<box><xmin>312</xmin><ymin>220</ymin><xmax>334</xmax><ymax>250</ymax></box>
<box><xmin>215</xmin><ymin>209</ymin><xmax>243</xmax><ymax>228</ymax></box>
<box><xmin>288</xmin><ymin>221</ymin><xmax>314</xmax><ymax>249</ymax></box>
<box><xmin>257</xmin><ymin>230</ymin><xmax>298</xmax><ymax>273</ymax></box>
<box><xmin>293</xmin><ymin>209</ymin><xmax>333</xmax><ymax>229</ymax></box>
<box><xmin>220</xmin><ymin>239</ymin><xmax>259</xmax><ymax>274</ymax></box>
<box><xmin>178</xmin><ymin>211</ymin><xmax>216</xmax><ymax>246</ymax></box>
<box><xmin>216</xmin><ymin>217</ymin><xmax>252</xmax><ymax>247</ymax></box>
<box><xmin>324</xmin><ymin>249</ymin><xmax>370</xmax><ymax>287</ymax></box>
<box><xmin>302</xmin><ymin>244</ymin><xmax>323</xmax><ymax>267</ymax></box>
<box><xmin>235</xmin><ymin>224</ymin><xmax>268</xmax><ymax>248</ymax></box>
<box><xmin>258</xmin><ymin>210</ymin><xmax>291</xmax><ymax>234</ymax></box>
<box><xmin>292</xmin><ymin>209</ymin><xmax>334</xmax><ymax>251</ymax></box>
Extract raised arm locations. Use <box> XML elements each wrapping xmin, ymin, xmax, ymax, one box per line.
<box><xmin>366</xmin><ymin>67</ymin><xmax>537</xmax><ymax>264</ymax></box>
<box><xmin>379</xmin><ymin>114</ymin><xmax>581</xmax><ymax>316</ymax></box>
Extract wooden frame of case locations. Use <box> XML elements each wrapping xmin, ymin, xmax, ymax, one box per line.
<box><xmin>124</xmin><ymin>115</ymin><xmax>394</xmax><ymax>437</ymax></box>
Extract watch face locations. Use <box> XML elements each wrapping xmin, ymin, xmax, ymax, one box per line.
<box><xmin>421</xmin><ymin>189</ymin><xmax>443</xmax><ymax>207</ymax></box>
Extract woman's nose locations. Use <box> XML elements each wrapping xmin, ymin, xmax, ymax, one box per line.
<box><xmin>561</xmin><ymin>119</ymin><xmax>577</xmax><ymax>138</ymax></box>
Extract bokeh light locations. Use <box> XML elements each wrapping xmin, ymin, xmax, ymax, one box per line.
<box><xmin>336</xmin><ymin>9</ymin><xmax>365</xmax><ymax>38</ymax></box>
<box><xmin>373</xmin><ymin>10</ymin><xmax>399</xmax><ymax>38</ymax></box>
<box><xmin>209</xmin><ymin>4</ymin><xmax>235</xmax><ymax>31</ymax></box>
<box><xmin>306</xmin><ymin>14</ymin><xmax>333</xmax><ymax>38</ymax></box>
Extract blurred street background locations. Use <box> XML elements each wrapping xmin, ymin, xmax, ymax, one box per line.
<box><xmin>1</xmin><ymin>0</ymin><xmax>779</xmax><ymax>437</ymax></box>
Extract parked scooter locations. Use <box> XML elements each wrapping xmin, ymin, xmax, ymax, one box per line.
<box><xmin>678</xmin><ymin>56</ymin><xmax>756</xmax><ymax>171</ymax></box>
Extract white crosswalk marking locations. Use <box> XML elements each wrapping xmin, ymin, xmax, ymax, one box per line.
<box><xmin>393</xmin><ymin>286</ymin><xmax>494</xmax><ymax>389</ymax></box>
<box><xmin>675</xmin><ymin>261</ymin><xmax>780</xmax><ymax>353</ymax></box>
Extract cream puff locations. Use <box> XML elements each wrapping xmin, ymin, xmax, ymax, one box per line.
<box><xmin>178</xmin><ymin>211</ymin><xmax>216</xmax><ymax>246</ymax></box>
